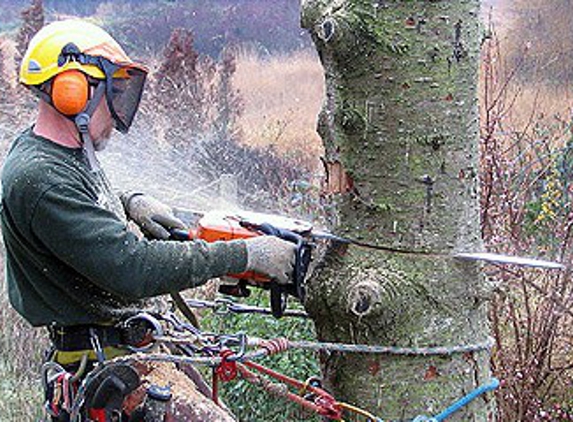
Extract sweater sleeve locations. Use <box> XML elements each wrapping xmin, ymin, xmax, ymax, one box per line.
<box><xmin>30</xmin><ymin>183</ymin><xmax>248</xmax><ymax>301</ymax></box>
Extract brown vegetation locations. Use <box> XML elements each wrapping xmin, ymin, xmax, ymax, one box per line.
<box><xmin>139</xmin><ymin>29</ymin><xmax>318</xmax><ymax>212</ymax></box>
<box><xmin>482</xmin><ymin>18</ymin><xmax>573</xmax><ymax>420</ymax></box>
<box><xmin>234</xmin><ymin>49</ymin><xmax>324</xmax><ymax>160</ymax></box>
<box><xmin>505</xmin><ymin>0</ymin><xmax>573</xmax><ymax>85</ymax></box>
<box><xmin>150</xmin><ymin>28</ymin><xmax>221</xmax><ymax>146</ymax></box>
<box><xmin>14</xmin><ymin>0</ymin><xmax>43</xmax><ymax>68</ymax></box>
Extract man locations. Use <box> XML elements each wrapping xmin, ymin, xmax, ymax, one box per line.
<box><xmin>1</xmin><ymin>19</ymin><xmax>296</xmax><ymax>419</ymax></box>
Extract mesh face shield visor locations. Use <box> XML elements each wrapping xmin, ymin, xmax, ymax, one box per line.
<box><xmin>65</xmin><ymin>53</ymin><xmax>146</xmax><ymax>134</ymax></box>
<box><xmin>100</xmin><ymin>61</ymin><xmax>147</xmax><ymax>134</ymax></box>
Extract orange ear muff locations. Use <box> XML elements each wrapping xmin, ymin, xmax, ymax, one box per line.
<box><xmin>51</xmin><ymin>70</ymin><xmax>89</xmax><ymax>116</ymax></box>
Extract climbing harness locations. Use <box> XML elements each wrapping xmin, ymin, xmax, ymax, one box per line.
<box><xmin>47</xmin><ymin>313</ymin><xmax>161</xmax><ymax>354</ymax></box>
<box><xmin>42</xmin><ymin>313</ymin><xmax>164</xmax><ymax>420</ymax></box>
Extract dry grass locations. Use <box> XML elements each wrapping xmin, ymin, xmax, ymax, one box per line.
<box><xmin>481</xmin><ymin>3</ymin><xmax>573</xmax><ymax>141</ymax></box>
<box><xmin>0</xmin><ymin>264</ymin><xmax>47</xmax><ymax>421</ymax></box>
<box><xmin>234</xmin><ymin>49</ymin><xmax>325</xmax><ymax>160</ymax></box>
<box><xmin>503</xmin><ymin>85</ymin><xmax>573</xmax><ymax>133</ymax></box>
<box><xmin>479</xmin><ymin>29</ymin><xmax>573</xmax><ymax>155</ymax></box>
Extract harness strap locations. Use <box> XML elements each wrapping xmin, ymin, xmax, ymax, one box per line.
<box><xmin>49</xmin><ymin>324</ymin><xmax>125</xmax><ymax>352</ymax></box>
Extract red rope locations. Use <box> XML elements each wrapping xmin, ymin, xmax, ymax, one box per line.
<box><xmin>240</xmin><ymin>360</ymin><xmax>341</xmax><ymax>419</ymax></box>
<box><xmin>236</xmin><ymin>363</ymin><xmax>327</xmax><ymax>416</ymax></box>
<box><xmin>212</xmin><ymin>349</ymin><xmax>238</xmax><ymax>405</ymax></box>
<box><xmin>212</xmin><ymin>367</ymin><xmax>220</xmax><ymax>405</ymax></box>
<box><xmin>216</xmin><ymin>350</ymin><xmax>238</xmax><ymax>382</ymax></box>
<box><xmin>212</xmin><ymin>348</ymin><xmax>342</xmax><ymax>419</ymax></box>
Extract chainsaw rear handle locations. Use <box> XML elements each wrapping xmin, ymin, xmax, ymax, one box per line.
<box><xmin>242</xmin><ymin>222</ymin><xmax>312</xmax><ymax>318</ymax></box>
<box><xmin>170</xmin><ymin>224</ymin><xmax>310</xmax><ymax>295</ymax></box>
<box><xmin>241</xmin><ymin>221</ymin><xmax>311</xmax><ymax>294</ymax></box>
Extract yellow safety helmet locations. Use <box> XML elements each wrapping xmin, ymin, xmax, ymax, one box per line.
<box><xmin>20</xmin><ymin>19</ymin><xmax>146</xmax><ymax>86</ymax></box>
<box><xmin>20</xmin><ymin>19</ymin><xmax>148</xmax><ymax>134</ymax></box>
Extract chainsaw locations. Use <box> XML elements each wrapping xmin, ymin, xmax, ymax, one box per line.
<box><xmin>170</xmin><ymin>211</ymin><xmax>314</xmax><ymax>318</ymax></box>
<box><xmin>170</xmin><ymin>209</ymin><xmax>565</xmax><ymax>318</ymax></box>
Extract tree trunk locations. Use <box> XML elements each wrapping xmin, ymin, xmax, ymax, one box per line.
<box><xmin>301</xmin><ymin>1</ymin><xmax>494</xmax><ymax>420</ymax></box>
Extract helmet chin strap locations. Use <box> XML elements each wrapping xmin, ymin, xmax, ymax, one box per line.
<box><xmin>74</xmin><ymin>81</ymin><xmax>107</xmax><ymax>172</ymax></box>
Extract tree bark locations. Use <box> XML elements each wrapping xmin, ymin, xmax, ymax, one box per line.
<box><xmin>301</xmin><ymin>1</ymin><xmax>493</xmax><ymax>420</ymax></box>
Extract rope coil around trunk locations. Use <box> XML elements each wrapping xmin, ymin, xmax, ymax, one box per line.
<box><xmin>248</xmin><ymin>336</ymin><xmax>494</xmax><ymax>356</ymax></box>
<box><xmin>153</xmin><ymin>333</ymin><xmax>494</xmax><ymax>358</ymax></box>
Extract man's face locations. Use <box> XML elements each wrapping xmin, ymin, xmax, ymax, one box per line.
<box><xmin>89</xmin><ymin>88</ymin><xmax>114</xmax><ymax>151</ymax></box>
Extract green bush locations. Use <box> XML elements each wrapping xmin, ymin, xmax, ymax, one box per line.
<box><xmin>200</xmin><ymin>289</ymin><xmax>322</xmax><ymax>422</ymax></box>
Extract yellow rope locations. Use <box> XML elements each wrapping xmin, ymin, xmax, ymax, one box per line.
<box><xmin>298</xmin><ymin>376</ymin><xmax>320</xmax><ymax>396</ymax></box>
<box><xmin>338</xmin><ymin>401</ymin><xmax>380</xmax><ymax>421</ymax></box>
<box><xmin>298</xmin><ymin>379</ymin><xmax>311</xmax><ymax>396</ymax></box>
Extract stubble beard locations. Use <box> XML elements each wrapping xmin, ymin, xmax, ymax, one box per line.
<box><xmin>93</xmin><ymin>124</ymin><xmax>114</xmax><ymax>151</ymax></box>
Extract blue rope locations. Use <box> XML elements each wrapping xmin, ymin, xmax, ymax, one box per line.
<box><xmin>370</xmin><ymin>378</ymin><xmax>499</xmax><ymax>422</ymax></box>
<box><xmin>412</xmin><ymin>378</ymin><xmax>500</xmax><ymax>422</ymax></box>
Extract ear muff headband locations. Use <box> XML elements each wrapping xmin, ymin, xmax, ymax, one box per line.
<box><xmin>51</xmin><ymin>70</ymin><xmax>89</xmax><ymax>116</ymax></box>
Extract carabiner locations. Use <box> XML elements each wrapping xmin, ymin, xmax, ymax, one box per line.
<box><xmin>122</xmin><ymin>312</ymin><xmax>164</xmax><ymax>352</ymax></box>
<box><xmin>224</xmin><ymin>332</ymin><xmax>247</xmax><ymax>362</ymax></box>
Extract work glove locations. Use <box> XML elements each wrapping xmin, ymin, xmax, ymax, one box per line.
<box><xmin>123</xmin><ymin>193</ymin><xmax>186</xmax><ymax>240</ymax></box>
<box><xmin>244</xmin><ymin>236</ymin><xmax>297</xmax><ymax>285</ymax></box>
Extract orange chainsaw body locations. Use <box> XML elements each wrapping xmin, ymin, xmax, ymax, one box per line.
<box><xmin>183</xmin><ymin>211</ymin><xmax>313</xmax><ymax>284</ymax></box>
<box><xmin>189</xmin><ymin>212</ymin><xmax>267</xmax><ymax>283</ymax></box>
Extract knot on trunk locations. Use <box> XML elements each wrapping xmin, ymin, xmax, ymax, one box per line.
<box><xmin>344</xmin><ymin>266</ymin><xmax>411</xmax><ymax>319</ymax></box>
<box><xmin>347</xmin><ymin>279</ymin><xmax>382</xmax><ymax>317</ymax></box>
<box><xmin>318</xmin><ymin>18</ymin><xmax>336</xmax><ymax>43</ymax></box>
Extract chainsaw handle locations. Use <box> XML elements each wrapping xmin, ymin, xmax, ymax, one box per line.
<box><xmin>251</xmin><ymin>222</ymin><xmax>302</xmax><ymax>245</ymax></box>
<box><xmin>170</xmin><ymin>221</ymin><xmax>311</xmax><ymax>319</ymax></box>
<box><xmin>242</xmin><ymin>223</ymin><xmax>308</xmax><ymax>287</ymax></box>
<box><xmin>169</xmin><ymin>228</ymin><xmax>193</xmax><ymax>241</ymax></box>
<box><xmin>244</xmin><ymin>222</ymin><xmax>312</xmax><ymax>318</ymax></box>
<box><xmin>270</xmin><ymin>282</ymin><xmax>288</xmax><ymax>319</ymax></box>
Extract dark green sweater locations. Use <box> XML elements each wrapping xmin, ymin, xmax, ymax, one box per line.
<box><xmin>1</xmin><ymin>129</ymin><xmax>248</xmax><ymax>326</ymax></box>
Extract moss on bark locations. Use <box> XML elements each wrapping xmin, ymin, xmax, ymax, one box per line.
<box><xmin>302</xmin><ymin>1</ymin><xmax>493</xmax><ymax>420</ymax></box>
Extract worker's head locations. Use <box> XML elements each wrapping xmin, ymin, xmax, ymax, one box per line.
<box><xmin>20</xmin><ymin>20</ymin><xmax>148</xmax><ymax>146</ymax></box>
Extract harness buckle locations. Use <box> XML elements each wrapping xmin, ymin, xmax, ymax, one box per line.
<box><xmin>89</xmin><ymin>328</ymin><xmax>106</xmax><ymax>364</ymax></box>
